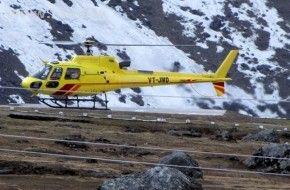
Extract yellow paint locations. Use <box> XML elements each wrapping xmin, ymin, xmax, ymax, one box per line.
<box><xmin>21</xmin><ymin>50</ymin><xmax>238</xmax><ymax>96</ymax></box>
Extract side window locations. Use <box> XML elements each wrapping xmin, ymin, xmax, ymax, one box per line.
<box><xmin>50</xmin><ymin>67</ymin><xmax>63</xmax><ymax>80</ymax></box>
<box><xmin>65</xmin><ymin>68</ymin><xmax>80</xmax><ymax>80</ymax></box>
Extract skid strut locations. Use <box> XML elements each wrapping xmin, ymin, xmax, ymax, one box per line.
<box><xmin>38</xmin><ymin>94</ymin><xmax>110</xmax><ymax>110</ymax></box>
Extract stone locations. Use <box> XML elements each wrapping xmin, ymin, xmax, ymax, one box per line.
<box><xmin>244</xmin><ymin>143</ymin><xmax>289</xmax><ymax>173</ymax></box>
<box><xmin>214</xmin><ymin>130</ymin><xmax>235</xmax><ymax>141</ymax></box>
<box><xmin>242</xmin><ymin>129</ymin><xmax>280</xmax><ymax>143</ymax></box>
<box><xmin>99</xmin><ymin>166</ymin><xmax>202</xmax><ymax>190</ymax></box>
<box><xmin>159</xmin><ymin>151</ymin><xmax>203</xmax><ymax>179</ymax></box>
<box><xmin>168</xmin><ymin>129</ymin><xmax>202</xmax><ymax>138</ymax></box>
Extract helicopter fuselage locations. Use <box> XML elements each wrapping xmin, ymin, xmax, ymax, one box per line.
<box><xmin>21</xmin><ymin>51</ymin><xmax>238</xmax><ymax>97</ymax></box>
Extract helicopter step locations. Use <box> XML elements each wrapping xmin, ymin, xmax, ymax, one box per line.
<box><xmin>38</xmin><ymin>94</ymin><xmax>110</xmax><ymax>110</ymax></box>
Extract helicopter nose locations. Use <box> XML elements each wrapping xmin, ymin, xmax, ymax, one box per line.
<box><xmin>21</xmin><ymin>77</ymin><xmax>30</xmax><ymax>89</ymax></box>
<box><xmin>21</xmin><ymin>77</ymin><xmax>43</xmax><ymax>90</ymax></box>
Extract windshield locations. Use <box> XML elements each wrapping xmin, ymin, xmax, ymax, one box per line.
<box><xmin>33</xmin><ymin>65</ymin><xmax>52</xmax><ymax>80</ymax></box>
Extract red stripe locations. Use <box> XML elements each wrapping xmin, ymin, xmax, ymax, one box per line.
<box><xmin>214</xmin><ymin>85</ymin><xmax>224</xmax><ymax>92</ymax></box>
<box><xmin>216</xmin><ymin>88</ymin><xmax>225</xmax><ymax>94</ymax></box>
<box><xmin>213</xmin><ymin>82</ymin><xmax>224</xmax><ymax>87</ymax></box>
<box><xmin>53</xmin><ymin>84</ymin><xmax>75</xmax><ymax>96</ymax></box>
<box><xmin>65</xmin><ymin>85</ymin><xmax>81</xmax><ymax>96</ymax></box>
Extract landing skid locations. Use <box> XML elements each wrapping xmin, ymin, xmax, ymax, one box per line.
<box><xmin>38</xmin><ymin>94</ymin><xmax>110</xmax><ymax>110</ymax></box>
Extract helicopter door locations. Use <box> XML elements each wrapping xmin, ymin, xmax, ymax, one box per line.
<box><xmin>46</xmin><ymin>67</ymin><xmax>63</xmax><ymax>88</ymax></box>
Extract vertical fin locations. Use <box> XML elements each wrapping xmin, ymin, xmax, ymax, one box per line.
<box><xmin>215</xmin><ymin>50</ymin><xmax>239</xmax><ymax>78</ymax></box>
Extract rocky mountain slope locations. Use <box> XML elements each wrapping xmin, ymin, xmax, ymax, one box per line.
<box><xmin>0</xmin><ymin>0</ymin><xmax>289</xmax><ymax>118</ymax></box>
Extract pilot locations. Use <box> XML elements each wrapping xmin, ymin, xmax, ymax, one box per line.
<box><xmin>50</xmin><ymin>68</ymin><xmax>62</xmax><ymax>80</ymax></box>
<box><xmin>71</xmin><ymin>72</ymin><xmax>79</xmax><ymax>79</ymax></box>
<box><xmin>65</xmin><ymin>68</ymin><xmax>80</xmax><ymax>79</ymax></box>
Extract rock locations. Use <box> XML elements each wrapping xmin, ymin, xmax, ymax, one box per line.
<box><xmin>0</xmin><ymin>184</ymin><xmax>23</xmax><ymax>190</ymax></box>
<box><xmin>55</xmin><ymin>123</ymin><xmax>81</xmax><ymax>129</ymax></box>
<box><xmin>94</xmin><ymin>137</ymin><xmax>112</xmax><ymax>143</ymax></box>
<box><xmin>281</xmin><ymin>131</ymin><xmax>290</xmax><ymax>139</ymax></box>
<box><xmin>15</xmin><ymin>139</ymin><xmax>29</xmax><ymax>144</ymax></box>
<box><xmin>99</xmin><ymin>151</ymin><xmax>203</xmax><ymax>190</ymax></box>
<box><xmin>244</xmin><ymin>143</ymin><xmax>290</xmax><ymax>173</ymax></box>
<box><xmin>214</xmin><ymin>130</ymin><xmax>235</xmax><ymax>142</ymax></box>
<box><xmin>210</xmin><ymin>15</ymin><xmax>225</xmax><ymax>31</ymax></box>
<box><xmin>55</xmin><ymin>134</ymin><xmax>88</xmax><ymax>150</ymax></box>
<box><xmin>168</xmin><ymin>129</ymin><xmax>202</xmax><ymax>138</ymax></box>
<box><xmin>99</xmin><ymin>166</ymin><xmax>202</xmax><ymax>190</ymax></box>
<box><xmin>242</xmin><ymin>129</ymin><xmax>280</xmax><ymax>143</ymax></box>
<box><xmin>125</xmin><ymin>127</ymin><xmax>147</xmax><ymax>133</ymax></box>
<box><xmin>159</xmin><ymin>151</ymin><xmax>203</xmax><ymax>179</ymax></box>
<box><xmin>98</xmin><ymin>146</ymin><xmax>154</xmax><ymax>157</ymax></box>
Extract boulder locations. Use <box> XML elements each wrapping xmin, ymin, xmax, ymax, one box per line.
<box><xmin>99</xmin><ymin>151</ymin><xmax>203</xmax><ymax>190</ymax></box>
<box><xmin>55</xmin><ymin>134</ymin><xmax>88</xmax><ymax>150</ymax></box>
<box><xmin>159</xmin><ymin>151</ymin><xmax>203</xmax><ymax>179</ymax></box>
<box><xmin>99</xmin><ymin>166</ymin><xmax>202</xmax><ymax>190</ymax></box>
<box><xmin>168</xmin><ymin>129</ymin><xmax>202</xmax><ymax>138</ymax></box>
<box><xmin>244</xmin><ymin>143</ymin><xmax>289</xmax><ymax>173</ymax></box>
<box><xmin>209</xmin><ymin>15</ymin><xmax>225</xmax><ymax>31</ymax></box>
<box><xmin>242</xmin><ymin>129</ymin><xmax>280</xmax><ymax>143</ymax></box>
<box><xmin>214</xmin><ymin>130</ymin><xmax>235</xmax><ymax>142</ymax></box>
<box><xmin>281</xmin><ymin>131</ymin><xmax>290</xmax><ymax>139</ymax></box>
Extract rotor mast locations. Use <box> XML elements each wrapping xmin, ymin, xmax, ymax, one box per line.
<box><xmin>84</xmin><ymin>40</ymin><xmax>94</xmax><ymax>56</ymax></box>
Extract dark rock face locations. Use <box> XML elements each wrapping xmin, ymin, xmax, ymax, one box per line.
<box><xmin>210</xmin><ymin>16</ymin><xmax>226</xmax><ymax>31</ymax></box>
<box><xmin>159</xmin><ymin>151</ymin><xmax>203</xmax><ymax>179</ymax></box>
<box><xmin>62</xmin><ymin>0</ymin><xmax>73</xmax><ymax>7</ymax></box>
<box><xmin>130</xmin><ymin>94</ymin><xmax>145</xmax><ymax>106</ymax></box>
<box><xmin>33</xmin><ymin>10</ymin><xmax>74</xmax><ymax>41</ymax></box>
<box><xmin>281</xmin><ymin>131</ymin><xmax>290</xmax><ymax>139</ymax></box>
<box><xmin>254</xmin><ymin>29</ymin><xmax>270</xmax><ymax>50</ymax></box>
<box><xmin>131</xmin><ymin>87</ymin><xmax>142</xmax><ymax>93</ymax></box>
<box><xmin>0</xmin><ymin>48</ymin><xmax>38</xmax><ymax>104</ymax></box>
<box><xmin>242</xmin><ymin>129</ymin><xmax>280</xmax><ymax>143</ymax></box>
<box><xmin>47</xmin><ymin>0</ymin><xmax>56</xmax><ymax>4</ymax></box>
<box><xmin>91</xmin><ymin>0</ymin><xmax>98</xmax><ymax>6</ymax></box>
<box><xmin>99</xmin><ymin>166</ymin><xmax>202</xmax><ymax>190</ymax></box>
<box><xmin>171</xmin><ymin>61</ymin><xmax>184</xmax><ymax>72</ymax></box>
<box><xmin>244</xmin><ymin>143</ymin><xmax>289</xmax><ymax>173</ymax></box>
<box><xmin>116</xmin><ymin>49</ymin><xmax>130</xmax><ymax>61</ymax></box>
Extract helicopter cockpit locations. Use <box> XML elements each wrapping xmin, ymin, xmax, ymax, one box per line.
<box><xmin>33</xmin><ymin>65</ymin><xmax>52</xmax><ymax>80</ymax></box>
<box><xmin>21</xmin><ymin>61</ymin><xmax>82</xmax><ymax>91</ymax></box>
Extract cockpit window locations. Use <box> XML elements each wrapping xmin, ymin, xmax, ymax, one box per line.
<box><xmin>33</xmin><ymin>65</ymin><xmax>52</xmax><ymax>80</ymax></box>
<box><xmin>50</xmin><ymin>67</ymin><xmax>63</xmax><ymax>80</ymax></box>
<box><xmin>65</xmin><ymin>68</ymin><xmax>80</xmax><ymax>80</ymax></box>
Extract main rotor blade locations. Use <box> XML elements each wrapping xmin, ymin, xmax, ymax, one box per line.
<box><xmin>103</xmin><ymin>44</ymin><xmax>196</xmax><ymax>47</ymax></box>
<box><xmin>50</xmin><ymin>40</ymin><xmax>196</xmax><ymax>47</ymax></box>
<box><xmin>53</xmin><ymin>41</ymin><xmax>81</xmax><ymax>45</ymax></box>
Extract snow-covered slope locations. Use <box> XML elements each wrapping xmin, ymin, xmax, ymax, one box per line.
<box><xmin>0</xmin><ymin>0</ymin><xmax>289</xmax><ymax>118</ymax></box>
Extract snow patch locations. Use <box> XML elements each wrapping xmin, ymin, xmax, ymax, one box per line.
<box><xmin>9</xmin><ymin>94</ymin><xmax>25</xmax><ymax>104</ymax></box>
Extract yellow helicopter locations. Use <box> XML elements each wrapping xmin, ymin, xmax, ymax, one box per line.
<box><xmin>21</xmin><ymin>40</ymin><xmax>238</xmax><ymax>109</ymax></box>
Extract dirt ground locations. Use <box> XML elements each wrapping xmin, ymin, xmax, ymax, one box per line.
<box><xmin>0</xmin><ymin>106</ymin><xmax>289</xmax><ymax>190</ymax></box>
